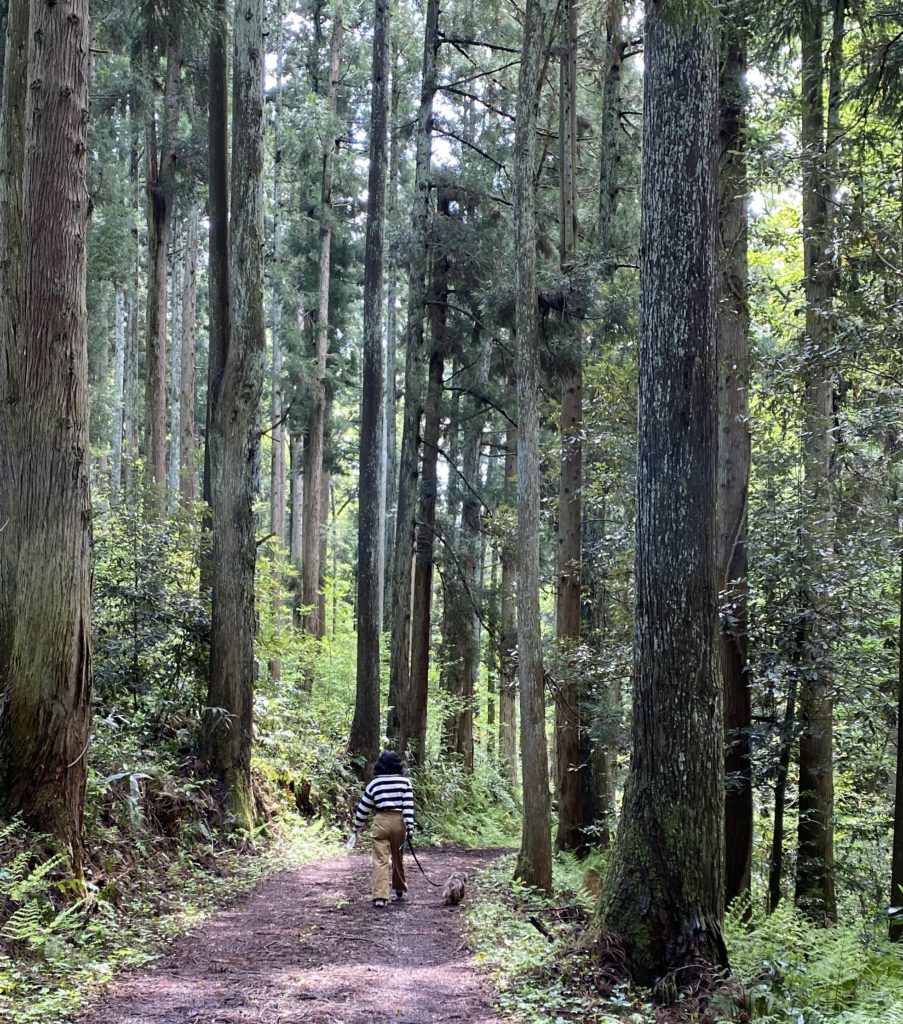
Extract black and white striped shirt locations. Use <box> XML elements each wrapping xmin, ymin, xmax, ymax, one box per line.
<box><xmin>353</xmin><ymin>774</ymin><xmax>415</xmax><ymax>832</ymax></box>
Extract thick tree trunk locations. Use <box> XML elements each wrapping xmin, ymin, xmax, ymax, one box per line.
<box><xmin>144</xmin><ymin>36</ymin><xmax>180</xmax><ymax>510</ymax></box>
<box><xmin>598</xmin><ymin>1</ymin><xmax>726</xmax><ymax>984</ymax></box>
<box><xmin>303</xmin><ymin>7</ymin><xmax>343</xmax><ymax>640</ymax></box>
<box><xmin>718</xmin><ymin>27</ymin><xmax>753</xmax><ymax>907</ymax></box>
<box><xmin>0</xmin><ymin>0</ymin><xmax>31</xmax><ymax>699</ymax></box>
<box><xmin>513</xmin><ymin>0</ymin><xmax>553</xmax><ymax>896</ymax></box>
<box><xmin>387</xmin><ymin>0</ymin><xmax>438</xmax><ymax>751</ymax></box>
<box><xmin>180</xmin><ymin>206</ymin><xmax>198</xmax><ymax>503</ymax></box>
<box><xmin>0</xmin><ymin>0</ymin><xmax>93</xmax><ymax>864</ymax></box>
<box><xmin>794</xmin><ymin>0</ymin><xmax>838</xmax><ymax>922</ymax></box>
<box><xmin>349</xmin><ymin>0</ymin><xmax>389</xmax><ymax>769</ymax></box>
<box><xmin>555</xmin><ymin>0</ymin><xmax>583</xmax><ymax>853</ymax></box>
<box><xmin>204</xmin><ymin>0</ymin><xmax>267</xmax><ymax>828</ymax></box>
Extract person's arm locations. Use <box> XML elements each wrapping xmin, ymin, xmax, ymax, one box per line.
<box><xmin>402</xmin><ymin>779</ymin><xmax>415</xmax><ymax>836</ymax></box>
<box><xmin>353</xmin><ymin>783</ymin><xmax>375</xmax><ymax>832</ymax></box>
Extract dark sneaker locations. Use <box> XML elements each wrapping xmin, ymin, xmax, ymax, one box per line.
<box><xmin>392</xmin><ymin>890</ymin><xmax>406</xmax><ymax>902</ymax></box>
<box><xmin>372</xmin><ymin>898</ymin><xmax>387</xmax><ymax>908</ymax></box>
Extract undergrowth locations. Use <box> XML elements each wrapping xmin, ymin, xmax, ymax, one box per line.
<box><xmin>0</xmin><ymin>805</ymin><xmax>341</xmax><ymax>1024</ymax></box>
<box><xmin>467</xmin><ymin>855</ymin><xmax>903</xmax><ymax>1024</ymax></box>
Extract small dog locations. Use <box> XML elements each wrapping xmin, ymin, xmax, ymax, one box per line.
<box><xmin>442</xmin><ymin>871</ymin><xmax>468</xmax><ymax>906</ymax></box>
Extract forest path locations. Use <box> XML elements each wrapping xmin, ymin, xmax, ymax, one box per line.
<box><xmin>75</xmin><ymin>846</ymin><xmax>510</xmax><ymax>1024</ymax></box>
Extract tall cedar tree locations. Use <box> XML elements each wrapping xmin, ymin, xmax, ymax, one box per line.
<box><xmin>513</xmin><ymin>0</ymin><xmax>553</xmax><ymax>894</ymax></box>
<box><xmin>597</xmin><ymin>0</ymin><xmax>727</xmax><ymax>983</ymax></box>
<box><xmin>302</xmin><ymin>4</ymin><xmax>344</xmax><ymax>642</ymax></box>
<box><xmin>387</xmin><ymin>0</ymin><xmax>439</xmax><ymax>761</ymax></box>
<box><xmin>554</xmin><ymin>0</ymin><xmax>584</xmax><ymax>853</ymax></box>
<box><xmin>794</xmin><ymin>0</ymin><xmax>839</xmax><ymax>921</ymax></box>
<box><xmin>0</xmin><ymin>0</ymin><xmax>93</xmax><ymax>862</ymax></box>
<box><xmin>893</xmin><ymin>542</ymin><xmax>903</xmax><ymax>939</ymax></box>
<box><xmin>204</xmin><ymin>0</ymin><xmax>267</xmax><ymax>827</ymax></box>
<box><xmin>144</xmin><ymin>21</ymin><xmax>180</xmax><ymax>509</ymax></box>
<box><xmin>718</xmin><ymin>25</ymin><xmax>753</xmax><ymax>904</ymax></box>
<box><xmin>349</xmin><ymin>0</ymin><xmax>390</xmax><ymax>768</ymax></box>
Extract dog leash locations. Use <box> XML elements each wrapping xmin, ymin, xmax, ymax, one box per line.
<box><xmin>406</xmin><ymin>836</ymin><xmax>443</xmax><ymax>887</ymax></box>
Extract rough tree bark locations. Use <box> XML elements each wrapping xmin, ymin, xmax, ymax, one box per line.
<box><xmin>513</xmin><ymin>0</ymin><xmax>553</xmax><ymax>895</ymax></box>
<box><xmin>718</xmin><ymin>24</ymin><xmax>753</xmax><ymax>907</ymax></box>
<box><xmin>598</xmin><ymin>0</ymin><xmax>727</xmax><ymax>985</ymax></box>
<box><xmin>0</xmin><ymin>0</ymin><xmax>31</xmax><ymax>700</ymax></box>
<box><xmin>387</xmin><ymin>0</ymin><xmax>439</xmax><ymax>754</ymax></box>
<box><xmin>204</xmin><ymin>0</ymin><xmax>267</xmax><ymax>828</ymax></box>
<box><xmin>0</xmin><ymin>0</ymin><xmax>93</xmax><ymax>864</ymax></box>
<box><xmin>349</xmin><ymin>0</ymin><xmax>389</xmax><ymax>769</ymax></box>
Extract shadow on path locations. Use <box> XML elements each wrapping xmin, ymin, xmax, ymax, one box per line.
<box><xmin>75</xmin><ymin>846</ymin><xmax>510</xmax><ymax>1024</ymax></box>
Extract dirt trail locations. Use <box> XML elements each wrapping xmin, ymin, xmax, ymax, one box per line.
<box><xmin>75</xmin><ymin>846</ymin><xmax>510</xmax><ymax>1024</ymax></box>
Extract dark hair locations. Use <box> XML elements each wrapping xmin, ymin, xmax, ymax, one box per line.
<box><xmin>373</xmin><ymin>749</ymin><xmax>404</xmax><ymax>777</ymax></box>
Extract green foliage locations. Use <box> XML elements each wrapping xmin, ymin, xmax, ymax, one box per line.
<box><xmin>412</xmin><ymin>755</ymin><xmax>521</xmax><ymax>847</ymax></box>
<box><xmin>726</xmin><ymin>898</ymin><xmax>903</xmax><ymax>1022</ymax></box>
<box><xmin>0</xmin><ymin>812</ymin><xmax>341</xmax><ymax>1024</ymax></box>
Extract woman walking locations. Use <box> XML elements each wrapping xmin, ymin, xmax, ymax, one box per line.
<box><xmin>351</xmin><ymin>750</ymin><xmax>415</xmax><ymax>907</ymax></box>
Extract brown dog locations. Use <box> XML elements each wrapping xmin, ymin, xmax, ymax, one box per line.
<box><xmin>442</xmin><ymin>871</ymin><xmax>468</xmax><ymax>906</ymax></box>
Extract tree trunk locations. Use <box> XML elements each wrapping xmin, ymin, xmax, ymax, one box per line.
<box><xmin>387</xmin><ymin>0</ymin><xmax>439</xmax><ymax>750</ymax></box>
<box><xmin>111</xmin><ymin>287</ymin><xmax>127</xmax><ymax>498</ymax></box>
<box><xmin>290</xmin><ymin>431</ymin><xmax>304</xmax><ymax>568</ymax></box>
<box><xmin>349</xmin><ymin>0</ymin><xmax>389</xmax><ymax>769</ymax></box>
<box><xmin>144</xmin><ymin>33</ymin><xmax>180</xmax><ymax>510</ymax></box>
<box><xmin>204</xmin><ymin>0</ymin><xmax>267</xmax><ymax>829</ymax></box>
<box><xmin>794</xmin><ymin>0</ymin><xmax>838</xmax><ymax>922</ymax></box>
<box><xmin>555</xmin><ymin>0</ymin><xmax>584</xmax><ymax>854</ymax></box>
<box><xmin>718</xmin><ymin>25</ymin><xmax>753</xmax><ymax>908</ymax></box>
<box><xmin>383</xmin><ymin>46</ymin><xmax>402</xmax><ymax>625</ymax></box>
<box><xmin>180</xmin><ymin>205</ymin><xmax>198</xmax><ymax>503</ymax></box>
<box><xmin>598</xmin><ymin>0</ymin><xmax>726</xmax><ymax>984</ymax></box>
<box><xmin>768</xmin><ymin>680</ymin><xmax>797</xmax><ymax>912</ymax></box>
<box><xmin>597</xmin><ymin>0</ymin><xmax>623</xmax><ymax>262</ymax></box>
<box><xmin>453</xmin><ymin>323</ymin><xmax>489</xmax><ymax>770</ymax></box>
<box><xmin>167</xmin><ymin>216</ymin><xmax>183</xmax><ymax>505</ymax></box>
<box><xmin>0</xmin><ymin>0</ymin><xmax>93</xmax><ymax>865</ymax></box>
<box><xmin>892</xmin><ymin>538</ymin><xmax>903</xmax><ymax>939</ymax></box>
<box><xmin>303</xmin><ymin>6</ymin><xmax>343</xmax><ymax>640</ymax></box>
<box><xmin>513</xmin><ymin>0</ymin><xmax>553</xmax><ymax>896</ymax></box>
<box><xmin>407</xmin><ymin>240</ymin><xmax>447</xmax><ymax>764</ymax></box>
<box><xmin>579</xmin><ymin>515</ymin><xmax>613</xmax><ymax>849</ymax></box>
<box><xmin>0</xmin><ymin>0</ymin><xmax>30</xmax><ymax>699</ymax></box>
<box><xmin>498</xmin><ymin>423</ymin><xmax>518</xmax><ymax>786</ymax></box>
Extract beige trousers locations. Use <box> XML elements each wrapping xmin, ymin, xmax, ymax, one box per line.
<box><xmin>371</xmin><ymin>810</ymin><xmax>407</xmax><ymax>900</ymax></box>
